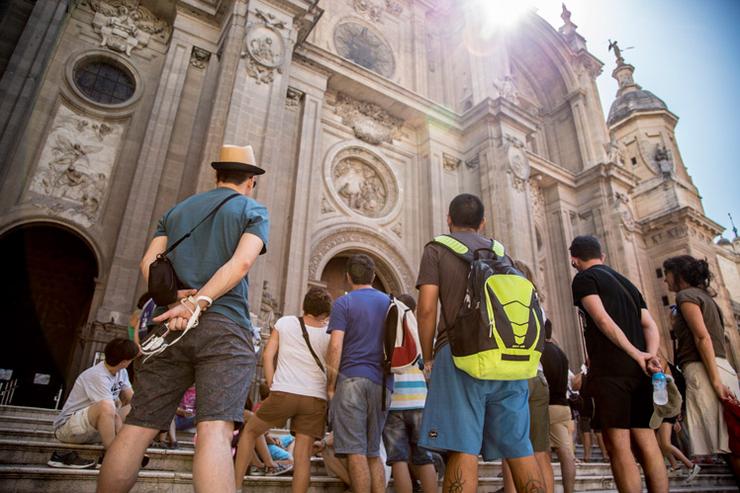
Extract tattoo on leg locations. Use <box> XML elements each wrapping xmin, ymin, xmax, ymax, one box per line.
<box><xmin>446</xmin><ymin>466</ymin><xmax>464</xmax><ymax>493</ymax></box>
<box><xmin>514</xmin><ymin>475</ymin><xmax>545</xmax><ymax>493</ymax></box>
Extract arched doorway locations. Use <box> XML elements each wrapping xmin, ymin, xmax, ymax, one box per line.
<box><xmin>0</xmin><ymin>223</ymin><xmax>98</xmax><ymax>407</ymax></box>
<box><xmin>320</xmin><ymin>253</ymin><xmax>390</xmax><ymax>300</ymax></box>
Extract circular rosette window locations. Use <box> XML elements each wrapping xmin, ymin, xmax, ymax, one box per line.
<box><xmin>328</xmin><ymin>147</ymin><xmax>399</xmax><ymax>220</ymax></box>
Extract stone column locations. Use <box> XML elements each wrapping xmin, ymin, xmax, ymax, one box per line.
<box><xmin>96</xmin><ymin>17</ymin><xmax>196</xmax><ymax>323</ymax></box>
<box><xmin>569</xmin><ymin>93</ymin><xmax>598</xmax><ymax>168</ymax></box>
<box><xmin>0</xmin><ymin>0</ymin><xmax>68</xmax><ymax>185</ymax></box>
<box><xmin>282</xmin><ymin>65</ymin><xmax>328</xmax><ymax>315</ymax></box>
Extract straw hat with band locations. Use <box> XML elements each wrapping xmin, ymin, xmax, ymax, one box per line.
<box><xmin>211</xmin><ymin>144</ymin><xmax>265</xmax><ymax>175</ymax></box>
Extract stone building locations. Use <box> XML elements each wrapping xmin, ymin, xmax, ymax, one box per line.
<box><xmin>0</xmin><ymin>0</ymin><xmax>738</xmax><ymax>407</ymax></box>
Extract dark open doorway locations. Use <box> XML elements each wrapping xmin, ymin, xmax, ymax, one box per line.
<box><xmin>320</xmin><ymin>255</ymin><xmax>388</xmax><ymax>300</ymax></box>
<box><xmin>0</xmin><ymin>223</ymin><xmax>98</xmax><ymax>408</ymax></box>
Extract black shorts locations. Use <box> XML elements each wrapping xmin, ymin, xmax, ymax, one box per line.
<box><xmin>590</xmin><ymin>376</ymin><xmax>653</xmax><ymax>430</ymax></box>
<box><xmin>127</xmin><ymin>313</ymin><xmax>256</xmax><ymax>430</ymax></box>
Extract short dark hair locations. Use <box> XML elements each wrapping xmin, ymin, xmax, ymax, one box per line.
<box><xmin>396</xmin><ymin>293</ymin><xmax>416</xmax><ymax>312</ymax></box>
<box><xmin>449</xmin><ymin>194</ymin><xmax>485</xmax><ymax>229</ymax></box>
<box><xmin>544</xmin><ymin>319</ymin><xmax>553</xmax><ymax>340</ymax></box>
<box><xmin>216</xmin><ymin>169</ymin><xmax>252</xmax><ymax>185</ymax></box>
<box><xmin>346</xmin><ymin>254</ymin><xmax>375</xmax><ymax>285</ymax></box>
<box><xmin>569</xmin><ymin>235</ymin><xmax>602</xmax><ymax>261</ymax></box>
<box><xmin>663</xmin><ymin>255</ymin><xmax>713</xmax><ymax>292</ymax></box>
<box><xmin>104</xmin><ymin>338</ymin><xmax>138</xmax><ymax>366</ymax></box>
<box><xmin>303</xmin><ymin>287</ymin><xmax>333</xmax><ymax>316</ymax></box>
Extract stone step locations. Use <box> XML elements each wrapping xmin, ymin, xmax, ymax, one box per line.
<box><xmin>0</xmin><ymin>425</ymin><xmax>197</xmax><ymax>449</ymax></box>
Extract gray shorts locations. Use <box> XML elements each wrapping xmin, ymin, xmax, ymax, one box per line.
<box><xmin>330</xmin><ymin>376</ymin><xmax>390</xmax><ymax>457</ymax></box>
<box><xmin>127</xmin><ymin>313</ymin><xmax>256</xmax><ymax>431</ymax></box>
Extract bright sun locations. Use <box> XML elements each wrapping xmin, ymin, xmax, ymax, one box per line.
<box><xmin>477</xmin><ymin>0</ymin><xmax>534</xmax><ymax>31</ymax></box>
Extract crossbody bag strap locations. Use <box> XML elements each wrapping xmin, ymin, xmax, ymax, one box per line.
<box><xmin>163</xmin><ymin>193</ymin><xmax>240</xmax><ymax>256</ymax></box>
<box><xmin>595</xmin><ymin>266</ymin><xmax>641</xmax><ymax>319</ymax></box>
<box><xmin>299</xmin><ymin>317</ymin><xmax>325</xmax><ymax>373</ymax></box>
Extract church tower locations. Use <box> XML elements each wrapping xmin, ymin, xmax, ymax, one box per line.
<box><xmin>605</xmin><ymin>47</ymin><xmax>738</xmax><ymax>358</ymax></box>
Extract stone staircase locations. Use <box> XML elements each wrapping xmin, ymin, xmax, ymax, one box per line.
<box><xmin>0</xmin><ymin>405</ymin><xmax>736</xmax><ymax>492</ymax></box>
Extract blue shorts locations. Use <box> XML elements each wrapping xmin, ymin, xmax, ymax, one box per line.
<box><xmin>419</xmin><ymin>344</ymin><xmax>533</xmax><ymax>461</ymax></box>
<box><xmin>330</xmin><ymin>376</ymin><xmax>390</xmax><ymax>457</ymax></box>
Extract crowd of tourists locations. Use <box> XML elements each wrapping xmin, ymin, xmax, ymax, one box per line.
<box><xmin>45</xmin><ymin>145</ymin><xmax>739</xmax><ymax>493</ymax></box>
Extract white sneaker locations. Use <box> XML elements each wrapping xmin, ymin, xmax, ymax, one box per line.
<box><xmin>684</xmin><ymin>463</ymin><xmax>701</xmax><ymax>482</ymax></box>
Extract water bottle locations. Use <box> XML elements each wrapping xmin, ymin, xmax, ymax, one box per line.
<box><xmin>652</xmin><ymin>371</ymin><xmax>668</xmax><ymax>405</ymax></box>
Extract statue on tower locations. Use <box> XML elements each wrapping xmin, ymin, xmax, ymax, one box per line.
<box><xmin>608</xmin><ymin>39</ymin><xmax>624</xmax><ymax>64</ymax></box>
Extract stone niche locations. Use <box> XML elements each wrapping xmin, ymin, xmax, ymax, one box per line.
<box><xmin>326</xmin><ymin>146</ymin><xmax>399</xmax><ymax>220</ymax></box>
<box><xmin>27</xmin><ymin>103</ymin><xmax>125</xmax><ymax>227</ymax></box>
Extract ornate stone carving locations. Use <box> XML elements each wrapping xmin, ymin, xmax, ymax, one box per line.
<box><xmin>242</xmin><ymin>22</ymin><xmax>285</xmax><ymax>84</ymax></box>
<box><xmin>334</xmin><ymin>159</ymin><xmax>387</xmax><ymax>217</ymax></box>
<box><xmin>28</xmin><ymin>104</ymin><xmax>124</xmax><ymax>227</ymax></box>
<box><xmin>190</xmin><ymin>47</ymin><xmax>211</xmax><ymax>69</ymax></box>
<box><xmin>327</xmin><ymin>146</ymin><xmax>399</xmax><ymax>219</ymax></box>
<box><xmin>614</xmin><ymin>192</ymin><xmax>637</xmax><ymax>233</ymax></box>
<box><xmin>351</xmin><ymin>0</ymin><xmax>383</xmax><ymax>22</ymax></box>
<box><xmin>259</xmin><ymin>280</ymin><xmax>280</xmax><ymax>329</ymax></box>
<box><xmin>308</xmin><ymin>227</ymin><xmax>415</xmax><ymax>291</ymax></box>
<box><xmin>84</xmin><ymin>0</ymin><xmax>171</xmax><ymax>56</ymax></box>
<box><xmin>391</xmin><ymin>222</ymin><xmax>402</xmax><ymax>238</ymax></box>
<box><xmin>334</xmin><ymin>22</ymin><xmax>395</xmax><ymax>78</ymax></box>
<box><xmin>465</xmin><ymin>155</ymin><xmax>480</xmax><ymax>170</ymax></box>
<box><xmin>505</xmin><ymin>136</ymin><xmax>530</xmax><ymax>192</ymax></box>
<box><xmin>334</xmin><ymin>93</ymin><xmax>403</xmax><ymax>145</ymax></box>
<box><xmin>442</xmin><ymin>153</ymin><xmax>461</xmax><ymax>172</ymax></box>
<box><xmin>654</xmin><ymin>144</ymin><xmax>674</xmax><ymax>177</ymax></box>
<box><xmin>493</xmin><ymin>75</ymin><xmax>519</xmax><ymax>103</ymax></box>
<box><xmin>286</xmin><ymin>87</ymin><xmax>304</xmax><ymax>109</ymax></box>
<box><xmin>255</xmin><ymin>9</ymin><xmax>288</xmax><ymax>30</ymax></box>
<box><xmin>605</xmin><ymin>135</ymin><xmax>625</xmax><ymax>166</ymax></box>
<box><xmin>385</xmin><ymin>0</ymin><xmax>403</xmax><ymax>16</ymax></box>
<box><xmin>321</xmin><ymin>196</ymin><xmax>336</xmax><ymax>214</ymax></box>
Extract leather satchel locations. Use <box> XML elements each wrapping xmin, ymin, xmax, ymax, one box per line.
<box><xmin>148</xmin><ymin>193</ymin><xmax>239</xmax><ymax>306</ymax></box>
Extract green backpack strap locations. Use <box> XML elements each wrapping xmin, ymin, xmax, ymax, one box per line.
<box><xmin>432</xmin><ymin>234</ymin><xmax>505</xmax><ymax>260</ymax></box>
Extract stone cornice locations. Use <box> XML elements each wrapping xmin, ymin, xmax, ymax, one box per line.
<box><xmin>527</xmin><ymin>152</ymin><xmax>577</xmax><ymax>188</ymax></box>
<box><xmin>294</xmin><ymin>43</ymin><xmax>460</xmax><ymax>130</ymax></box>
<box><xmin>574</xmin><ymin>162</ymin><xmax>636</xmax><ymax>189</ymax></box>
<box><xmin>640</xmin><ymin>205</ymin><xmax>724</xmax><ymax>237</ymax></box>
<box><xmin>460</xmin><ymin>97</ymin><xmax>541</xmax><ymax>135</ymax></box>
<box><xmin>608</xmin><ymin>108</ymin><xmax>679</xmax><ymax>132</ymax></box>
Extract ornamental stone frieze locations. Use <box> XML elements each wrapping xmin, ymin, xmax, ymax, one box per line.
<box><xmin>442</xmin><ymin>153</ymin><xmax>461</xmax><ymax>172</ymax></box>
<box><xmin>83</xmin><ymin>0</ymin><xmax>171</xmax><ymax>56</ymax></box>
<box><xmin>27</xmin><ymin>104</ymin><xmax>124</xmax><ymax>227</ymax></box>
<box><xmin>349</xmin><ymin>0</ymin><xmax>403</xmax><ymax>23</ymax></box>
<box><xmin>241</xmin><ymin>9</ymin><xmax>287</xmax><ymax>85</ymax></box>
<box><xmin>329</xmin><ymin>147</ymin><xmax>399</xmax><ymax>219</ymax></box>
<box><xmin>333</xmin><ymin>93</ymin><xmax>403</xmax><ymax>145</ymax></box>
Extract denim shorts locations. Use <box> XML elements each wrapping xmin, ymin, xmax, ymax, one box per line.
<box><xmin>330</xmin><ymin>375</ymin><xmax>390</xmax><ymax>457</ymax></box>
<box><xmin>127</xmin><ymin>313</ymin><xmax>256</xmax><ymax>430</ymax></box>
<box><xmin>382</xmin><ymin>408</ymin><xmax>434</xmax><ymax>465</ymax></box>
<box><xmin>420</xmin><ymin>344</ymin><xmax>533</xmax><ymax>461</ymax></box>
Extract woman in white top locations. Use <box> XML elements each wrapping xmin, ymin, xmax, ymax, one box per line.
<box><xmin>234</xmin><ymin>287</ymin><xmax>332</xmax><ymax>493</ymax></box>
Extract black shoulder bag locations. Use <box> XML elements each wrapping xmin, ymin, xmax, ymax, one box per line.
<box><xmin>148</xmin><ymin>193</ymin><xmax>240</xmax><ymax>306</ymax></box>
<box><xmin>298</xmin><ymin>317</ymin><xmax>325</xmax><ymax>373</ymax></box>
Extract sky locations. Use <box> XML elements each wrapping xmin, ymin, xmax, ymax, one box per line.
<box><xmin>523</xmin><ymin>0</ymin><xmax>740</xmax><ymax>240</ymax></box>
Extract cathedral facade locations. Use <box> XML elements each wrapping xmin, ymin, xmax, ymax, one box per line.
<box><xmin>0</xmin><ymin>0</ymin><xmax>738</xmax><ymax>407</ymax></box>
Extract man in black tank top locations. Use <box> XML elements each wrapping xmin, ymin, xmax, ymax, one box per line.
<box><xmin>569</xmin><ymin>236</ymin><xmax>667</xmax><ymax>493</ymax></box>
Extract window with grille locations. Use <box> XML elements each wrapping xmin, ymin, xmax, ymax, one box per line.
<box><xmin>74</xmin><ymin>60</ymin><xmax>135</xmax><ymax>105</ymax></box>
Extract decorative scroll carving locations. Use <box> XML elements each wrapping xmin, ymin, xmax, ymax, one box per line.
<box><xmin>465</xmin><ymin>155</ymin><xmax>480</xmax><ymax>170</ymax></box>
<box><xmin>242</xmin><ymin>22</ymin><xmax>285</xmax><ymax>84</ymax></box>
<box><xmin>84</xmin><ymin>0</ymin><xmax>171</xmax><ymax>56</ymax></box>
<box><xmin>442</xmin><ymin>153</ymin><xmax>461</xmax><ymax>172</ymax></box>
<box><xmin>351</xmin><ymin>0</ymin><xmax>383</xmax><ymax>22</ymax></box>
<box><xmin>391</xmin><ymin>222</ymin><xmax>402</xmax><ymax>238</ymax></box>
<box><xmin>286</xmin><ymin>87</ymin><xmax>304</xmax><ymax>109</ymax></box>
<box><xmin>321</xmin><ymin>196</ymin><xmax>336</xmax><ymax>214</ymax></box>
<box><xmin>614</xmin><ymin>192</ymin><xmax>638</xmax><ymax>235</ymax></box>
<box><xmin>190</xmin><ymin>47</ymin><xmax>211</xmax><ymax>69</ymax></box>
<box><xmin>255</xmin><ymin>9</ymin><xmax>288</xmax><ymax>30</ymax></box>
<box><xmin>28</xmin><ymin>104</ymin><xmax>124</xmax><ymax>227</ymax></box>
<box><xmin>505</xmin><ymin>135</ymin><xmax>529</xmax><ymax>192</ymax></box>
<box><xmin>334</xmin><ymin>93</ymin><xmax>403</xmax><ymax>145</ymax></box>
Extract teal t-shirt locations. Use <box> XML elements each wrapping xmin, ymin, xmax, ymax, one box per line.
<box><xmin>154</xmin><ymin>187</ymin><xmax>269</xmax><ymax>330</ymax></box>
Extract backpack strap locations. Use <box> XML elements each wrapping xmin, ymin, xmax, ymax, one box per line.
<box><xmin>298</xmin><ymin>317</ymin><xmax>325</xmax><ymax>373</ymax></box>
<box><xmin>432</xmin><ymin>235</ymin><xmax>505</xmax><ymax>261</ymax></box>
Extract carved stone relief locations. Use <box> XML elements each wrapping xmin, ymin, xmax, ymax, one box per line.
<box><xmin>605</xmin><ymin>135</ymin><xmax>625</xmax><ymax>166</ymax></box>
<box><xmin>286</xmin><ymin>87</ymin><xmax>304</xmax><ymax>109</ymax></box>
<box><xmin>654</xmin><ymin>144</ymin><xmax>674</xmax><ymax>177</ymax></box>
<box><xmin>190</xmin><ymin>47</ymin><xmax>211</xmax><ymax>69</ymax></box>
<box><xmin>493</xmin><ymin>74</ymin><xmax>519</xmax><ymax>104</ymax></box>
<box><xmin>83</xmin><ymin>0</ymin><xmax>171</xmax><ymax>56</ymax></box>
<box><xmin>241</xmin><ymin>17</ymin><xmax>285</xmax><ymax>84</ymax></box>
<box><xmin>321</xmin><ymin>196</ymin><xmax>336</xmax><ymax>214</ymax></box>
<box><xmin>333</xmin><ymin>93</ymin><xmax>403</xmax><ymax>145</ymax></box>
<box><xmin>504</xmin><ymin>135</ymin><xmax>529</xmax><ymax>192</ymax></box>
<box><xmin>465</xmin><ymin>155</ymin><xmax>480</xmax><ymax>170</ymax></box>
<box><xmin>327</xmin><ymin>146</ymin><xmax>399</xmax><ymax>219</ymax></box>
<box><xmin>442</xmin><ymin>153</ymin><xmax>461</xmax><ymax>172</ymax></box>
<box><xmin>28</xmin><ymin>104</ymin><xmax>124</xmax><ymax>227</ymax></box>
<box><xmin>391</xmin><ymin>222</ymin><xmax>402</xmax><ymax>238</ymax></box>
<box><xmin>614</xmin><ymin>191</ymin><xmax>638</xmax><ymax>235</ymax></box>
<box><xmin>259</xmin><ymin>280</ymin><xmax>280</xmax><ymax>329</ymax></box>
<box><xmin>349</xmin><ymin>0</ymin><xmax>403</xmax><ymax>22</ymax></box>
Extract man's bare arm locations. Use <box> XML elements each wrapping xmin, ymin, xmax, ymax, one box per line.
<box><xmin>325</xmin><ymin>330</ymin><xmax>344</xmax><ymax>400</ymax></box>
<box><xmin>262</xmin><ymin>330</ymin><xmax>279</xmax><ymax>388</ymax></box>
<box><xmin>640</xmin><ymin>308</ymin><xmax>661</xmax><ymax>357</ymax></box>
<box><xmin>417</xmin><ymin>284</ymin><xmax>439</xmax><ymax>366</ymax></box>
<box><xmin>581</xmin><ymin>294</ymin><xmax>653</xmax><ymax>373</ymax></box>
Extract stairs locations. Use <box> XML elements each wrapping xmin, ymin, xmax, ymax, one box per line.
<box><xmin>0</xmin><ymin>405</ymin><xmax>736</xmax><ymax>492</ymax></box>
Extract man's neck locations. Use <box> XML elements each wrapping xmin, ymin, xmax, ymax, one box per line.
<box><xmin>350</xmin><ymin>283</ymin><xmax>373</xmax><ymax>291</ymax></box>
<box><xmin>216</xmin><ymin>182</ymin><xmax>246</xmax><ymax>195</ymax></box>
<box><xmin>580</xmin><ymin>259</ymin><xmax>604</xmax><ymax>271</ymax></box>
<box><xmin>103</xmin><ymin>362</ymin><xmax>117</xmax><ymax>375</ymax></box>
<box><xmin>449</xmin><ymin>226</ymin><xmax>479</xmax><ymax>234</ymax></box>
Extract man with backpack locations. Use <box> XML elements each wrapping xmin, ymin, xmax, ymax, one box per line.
<box><xmin>416</xmin><ymin>193</ymin><xmax>545</xmax><ymax>493</ymax></box>
<box><xmin>97</xmin><ymin>144</ymin><xmax>269</xmax><ymax>493</ymax></box>
<box><xmin>326</xmin><ymin>254</ymin><xmax>393</xmax><ymax>493</ymax></box>
<box><xmin>569</xmin><ymin>235</ymin><xmax>668</xmax><ymax>493</ymax></box>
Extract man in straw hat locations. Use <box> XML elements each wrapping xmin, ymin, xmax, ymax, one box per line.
<box><xmin>98</xmin><ymin>145</ymin><xmax>269</xmax><ymax>493</ymax></box>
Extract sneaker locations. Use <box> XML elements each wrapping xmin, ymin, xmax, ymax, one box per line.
<box><xmin>249</xmin><ymin>465</ymin><xmax>266</xmax><ymax>476</ymax></box>
<box><xmin>47</xmin><ymin>451</ymin><xmax>96</xmax><ymax>469</ymax></box>
<box><xmin>265</xmin><ymin>463</ymin><xmax>293</xmax><ymax>476</ymax></box>
<box><xmin>685</xmin><ymin>463</ymin><xmax>701</xmax><ymax>482</ymax></box>
<box><xmin>667</xmin><ymin>466</ymin><xmax>684</xmax><ymax>478</ymax></box>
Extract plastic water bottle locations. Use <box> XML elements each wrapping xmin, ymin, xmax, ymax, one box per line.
<box><xmin>652</xmin><ymin>372</ymin><xmax>668</xmax><ymax>405</ymax></box>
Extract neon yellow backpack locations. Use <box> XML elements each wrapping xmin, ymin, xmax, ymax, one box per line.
<box><xmin>433</xmin><ymin>235</ymin><xmax>544</xmax><ymax>380</ymax></box>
